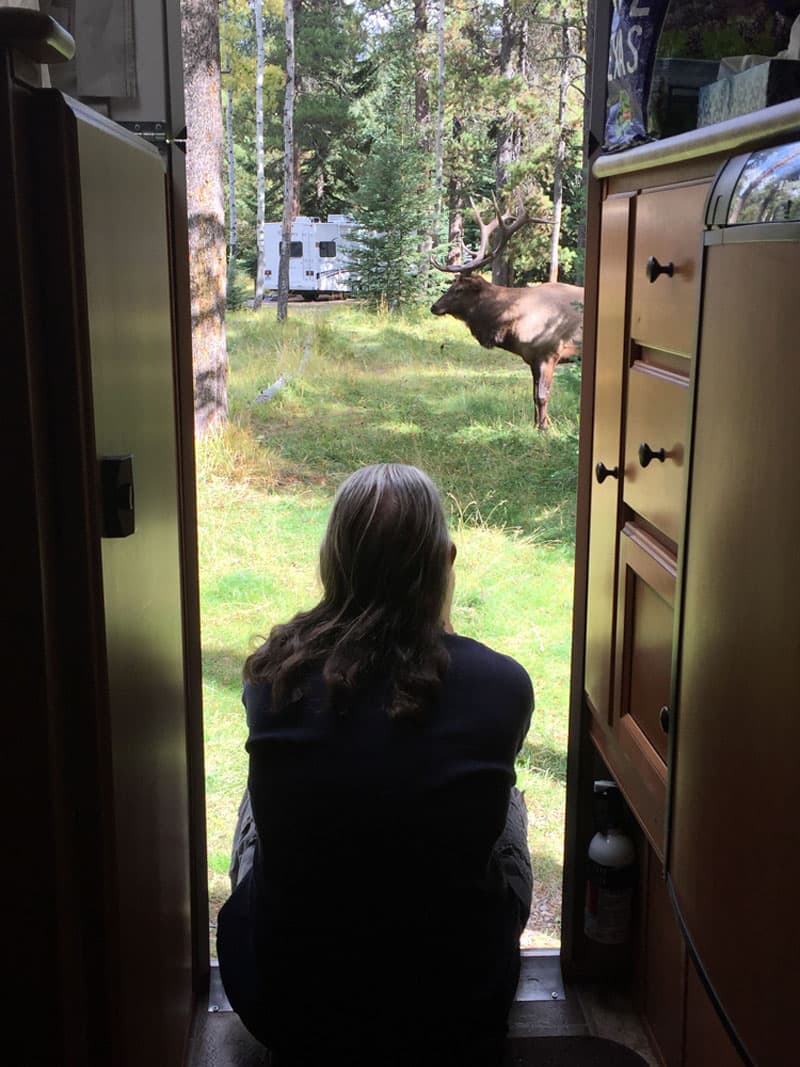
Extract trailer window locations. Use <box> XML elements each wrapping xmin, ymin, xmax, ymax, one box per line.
<box><xmin>319</xmin><ymin>241</ymin><xmax>336</xmax><ymax>257</ymax></box>
<box><xmin>280</xmin><ymin>241</ymin><xmax>304</xmax><ymax>258</ymax></box>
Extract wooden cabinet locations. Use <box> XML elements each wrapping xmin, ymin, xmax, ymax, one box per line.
<box><xmin>575</xmin><ymin>109</ymin><xmax>800</xmax><ymax>1064</ymax></box>
<box><xmin>569</xmin><ymin>22</ymin><xmax>800</xmax><ymax>1066</ymax></box>
<box><xmin>584</xmin><ymin>174</ymin><xmax>707</xmax><ymax>861</ymax></box>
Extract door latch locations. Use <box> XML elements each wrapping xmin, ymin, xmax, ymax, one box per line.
<box><xmin>99</xmin><ymin>455</ymin><xmax>135</xmax><ymax>538</ymax></box>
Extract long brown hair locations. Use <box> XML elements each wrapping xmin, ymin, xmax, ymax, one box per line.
<box><xmin>244</xmin><ymin>463</ymin><xmax>452</xmax><ymax>718</ymax></box>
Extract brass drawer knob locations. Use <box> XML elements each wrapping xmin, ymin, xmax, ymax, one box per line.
<box><xmin>646</xmin><ymin>255</ymin><xmax>675</xmax><ymax>283</ymax></box>
<box><xmin>638</xmin><ymin>442</ymin><xmax>666</xmax><ymax>467</ymax></box>
<box><xmin>595</xmin><ymin>461</ymin><xmax>619</xmax><ymax>484</ymax></box>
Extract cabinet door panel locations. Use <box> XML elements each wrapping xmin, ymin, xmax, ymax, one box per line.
<box><xmin>684</xmin><ymin>958</ymin><xmax>743</xmax><ymax>1067</ymax></box>
<box><xmin>670</xmin><ymin>240</ymin><xmax>800</xmax><ymax>1067</ymax></box>
<box><xmin>585</xmin><ymin>194</ymin><xmax>633</xmax><ymax>723</ymax></box>
<box><xmin>642</xmin><ymin>851</ymin><xmax>687</xmax><ymax>1067</ymax></box>
<box><xmin>623</xmin><ymin>363</ymin><xmax>689</xmax><ymax>545</ymax></box>
<box><xmin>613</xmin><ymin>524</ymin><xmax>674</xmax><ymax>856</ymax></box>
<box><xmin>631</xmin><ymin>182</ymin><xmax>709</xmax><ymax>356</ymax></box>
<box><xmin>626</xmin><ymin>575</ymin><xmax>672</xmax><ymax>762</ymax></box>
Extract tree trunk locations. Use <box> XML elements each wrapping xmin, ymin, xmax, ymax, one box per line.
<box><xmin>549</xmin><ymin>16</ymin><xmax>571</xmax><ymax>283</ymax></box>
<box><xmin>493</xmin><ymin>0</ymin><xmax>522</xmax><ymax>287</ymax></box>
<box><xmin>446</xmin><ymin>179</ymin><xmax>464</xmax><ymax>266</ymax></box>
<box><xmin>222</xmin><ymin>0</ymin><xmax>237</xmax><ymax>260</ymax></box>
<box><xmin>492</xmin><ymin>124</ymin><xmax>520</xmax><ymax>286</ymax></box>
<box><xmin>225</xmin><ymin>81</ymin><xmax>237</xmax><ymax>259</ymax></box>
<box><xmin>414</xmin><ymin>0</ymin><xmax>432</xmax><ymax>277</ymax></box>
<box><xmin>432</xmin><ymin>0</ymin><xmax>445</xmax><ymax>254</ymax></box>
<box><xmin>277</xmin><ymin>0</ymin><xmax>296</xmax><ymax>322</ymax></box>
<box><xmin>181</xmin><ymin>0</ymin><xmax>228</xmax><ymax>436</ymax></box>
<box><xmin>446</xmin><ymin>115</ymin><xmax>464</xmax><ymax>266</ymax></box>
<box><xmin>414</xmin><ymin>0</ymin><xmax>430</xmax><ymax>130</ymax></box>
<box><xmin>291</xmin><ymin>0</ymin><xmax>303</xmax><ymax>219</ymax></box>
<box><xmin>254</xmin><ymin>0</ymin><xmax>266</xmax><ymax>308</ymax></box>
<box><xmin>292</xmin><ymin>150</ymin><xmax>301</xmax><ymax>220</ymax></box>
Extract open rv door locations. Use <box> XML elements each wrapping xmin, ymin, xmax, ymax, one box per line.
<box><xmin>4</xmin><ymin>5</ymin><xmax>206</xmax><ymax>1063</ymax></box>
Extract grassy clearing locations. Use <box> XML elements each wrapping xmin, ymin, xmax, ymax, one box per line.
<box><xmin>199</xmin><ymin>301</ymin><xmax>579</xmax><ymax>951</ymax></box>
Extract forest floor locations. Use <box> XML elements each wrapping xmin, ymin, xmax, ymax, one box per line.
<box><xmin>198</xmin><ymin>301</ymin><xmax>580</xmax><ymax>954</ymax></box>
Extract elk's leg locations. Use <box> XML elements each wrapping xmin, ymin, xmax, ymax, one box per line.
<box><xmin>532</xmin><ymin>358</ymin><xmax>556</xmax><ymax>430</ymax></box>
<box><xmin>530</xmin><ymin>365</ymin><xmax>540</xmax><ymax>428</ymax></box>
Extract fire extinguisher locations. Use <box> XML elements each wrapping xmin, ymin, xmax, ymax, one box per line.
<box><xmin>584</xmin><ymin>779</ymin><xmax>636</xmax><ymax>944</ymax></box>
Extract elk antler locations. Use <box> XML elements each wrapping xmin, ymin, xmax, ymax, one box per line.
<box><xmin>431</xmin><ymin>195</ymin><xmax>551</xmax><ymax>274</ymax></box>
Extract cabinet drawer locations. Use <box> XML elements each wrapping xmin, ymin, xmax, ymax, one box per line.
<box><xmin>623</xmin><ymin>363</ymin><xmax>689</xmax><ymax>545</ymax></box>
<box><xmin>631</xmin><ymin>182</ymin><xmax>709</xmax><ymax>356</ymax></box>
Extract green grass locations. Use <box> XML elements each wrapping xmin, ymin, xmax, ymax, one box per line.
<box><xmin>198</xmin><ymin>301</ymin><xmax>579</xmax><ymax>951</ymax></box>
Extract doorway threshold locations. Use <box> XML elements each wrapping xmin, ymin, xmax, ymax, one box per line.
<box><xmin>198</xmin><ymin>955</ymin><xmax>657</xmax><ymax>1066</ymax></box>
<box><xmin>510</xmin><ymin>953</ymin><xmax>656</xmax><ymax>1062</ymax></box>
<box><xmin>207</xmin><ymin>952</ymin><xmax>566</xmax><ymax>1015</ymax></box>
<box><xmin>509</xmin><ymin>952</ymin><xmax>585</xmax><ymax>1039</ymax></box>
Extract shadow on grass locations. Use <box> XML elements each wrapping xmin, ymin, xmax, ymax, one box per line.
<box><xmin>530</xmin><ymin>846</ymin><xmax>565</xmax><ymax>887</ymax></box>
<box><xmin>205</xmin><ymin>569</ymin><xmax>279</xmax><ymax>605</ymax></box>
<box><xmin>526</xmin><ymin>847</ymin><xmax>565</xmax><ymax>943</ymax></box>
<box><xmin>247</xmin><ymin>365</ymin><xmax>580</xmax><ymax>543</ymax></box>
<box><xmin>520</xmin><ymin>739</ymin><xmax>568</xmax><ymax>784</ymax></box>
<box><xmin>347</xmin><ymin>323</ymin><xmax>442</xmax><ymax>363</ymax></box>
<box><xmin>203</xmin><ymin>645</ymin><xmax>248</xmax><ymax>693</ymax></box>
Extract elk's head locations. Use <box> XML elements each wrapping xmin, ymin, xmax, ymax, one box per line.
<box><xmin>430</xmin><ymin>196</ymin><xmax>548</xmax><ymax>319</ymax></box>
<box><xmin>430</xmin><ymin>274</ymin><xmax>488</xmax><ymax>317</ymax></box>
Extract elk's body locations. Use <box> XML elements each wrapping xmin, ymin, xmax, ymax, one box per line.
<box><xmin>431</xmin><ymin>275</ymin><xmax>583</xmax><ymax>428</ymax></box>
<box><xmin>430</xmin><ymin>198</ymin><xmax>584</xmax><ymax>429</ymax></box>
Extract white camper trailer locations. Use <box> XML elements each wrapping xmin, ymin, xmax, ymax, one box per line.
<box><xmin>262</xmin><ymin>214</ymin><xmax>356</xmax><ymax>300</ymax></box>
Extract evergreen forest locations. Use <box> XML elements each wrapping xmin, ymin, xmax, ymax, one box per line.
<box><xmin>220</xmin><ymin>0</ymin><xmax>589</xmax><ymax>307</ymax></box>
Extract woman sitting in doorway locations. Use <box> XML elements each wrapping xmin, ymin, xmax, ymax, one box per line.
<box><xmin>217</xmin><ymin>462</ymin><xmax>534</xmax><ymax>1066</ymax></box>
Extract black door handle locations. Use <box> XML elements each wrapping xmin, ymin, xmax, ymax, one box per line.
<box><xmin>638</xmin><ymin>442</ymin><xmax>666</xmax><ymax>468</ymax></box>
<box><xmin>646</xmin><ymin>256</ymin><xmax>675</xmax><ymax>283</ymax></box>
<box><xmin>595</xmin><ymin>461</ymin><xmax>619</xmax><ymax>484</ymax></box>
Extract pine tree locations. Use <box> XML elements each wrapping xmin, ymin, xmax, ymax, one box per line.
<box><xmin>348</xmin><ymin>120</ymin><xmax>430</xmax><ymax>310</ymax></box>
<box><xmin>293</xmin><ymin>0</ymin><xmax>369</xmax><ymax>217</ymax></box>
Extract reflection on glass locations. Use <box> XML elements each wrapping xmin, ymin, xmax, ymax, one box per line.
<box><xmin>649</xmin><ymin>0</ymin><xmax>800</xmax><ymax>138</ymax></box>
<box><xmin>729</xmin><ymin>143</ymin><xmax>800</xmax><ymax>223</ymax></box>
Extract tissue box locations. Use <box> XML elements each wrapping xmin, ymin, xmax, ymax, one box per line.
<box><xmin>698</xmin><ymin>60</ymin><xmax>800</xmax><ymax>127</ymax></box>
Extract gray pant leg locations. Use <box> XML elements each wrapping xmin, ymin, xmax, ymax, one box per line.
<box><xmin>493</xmin><ymin>786</ymin><xmax>533</xmax><ymax>933</ymax></box>
<box><xmin>229</xmin><ymin>787</ymin><xmax>259</xmax><ymax>893</ymax></box>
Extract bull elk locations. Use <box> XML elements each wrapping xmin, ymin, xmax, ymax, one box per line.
<box><xmin>430</xmin><ymin>199</ymin><xmax>584</xmax><ymax>430</ymax></box>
